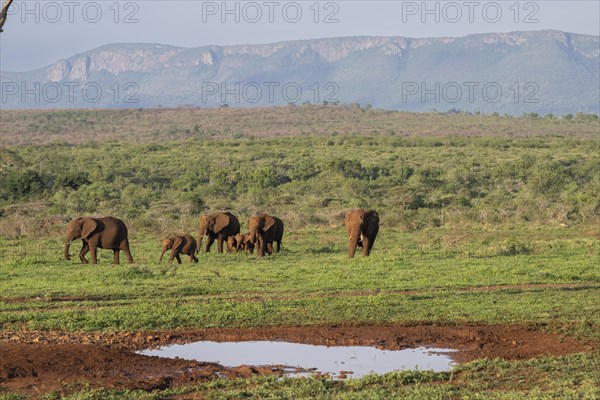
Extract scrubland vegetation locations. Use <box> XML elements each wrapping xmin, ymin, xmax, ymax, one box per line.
<box><xmin>1</xmin><ymin>106</ymin><xmax>598</xmax><ymax>236</ymax></box>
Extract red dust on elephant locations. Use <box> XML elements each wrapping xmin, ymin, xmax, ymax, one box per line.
<box><xmin>344</xmin><ymin>209</ymin><xmax>379</xmax><ymax>258</ymax></box>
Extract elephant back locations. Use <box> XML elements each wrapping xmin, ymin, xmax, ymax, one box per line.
<box><xmin>223</xmin><ymin>212</ymin><xmax>241</xmax><ymax>235</ymax></box>
<box><xmin>273</xmin><ymin>217</ymin><xmax>284</xmax><ymax>240</ymax></box>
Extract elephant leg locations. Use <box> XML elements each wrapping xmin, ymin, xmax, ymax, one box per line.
<box><xmin>79</xmin><ymin>241</ymin><xmax>89</xmax><ymax>264</ymax></box>
<box><xmin>217</xmin><ymin>236</ymin><xmax>224</xmax><ymax>254</ymax></box>
<box><xmin>348</xmin><ymin>234</ymin><xmax>359</xmax><ymax>258</ymax></box>
<box><xmin>121</xmin><ymin>240</ymin><xmax>134</xmax><ymax>264</ymax></box>
<box><xmin>362</xmin><ymin>236</ymin><xmax>370</xmax><ymax>256</ymax></box>
<box><xmin>89</xmin><ymin>244</ymin><xmax>98</xmax><ymax>264</ymax></box>
<box><xmin>175</xmin><ymin>254</ymin><xmax>182</xmax><ymax>264</ymax></box>
<box><xmin>112</xmin><ymin>249</ymin><xmax>120</xmax><ymax>265</ymax></box>
<box><xmin>276</xmin><ymin>241</ymin><xmax>281</xmax><ymax>253</ymax></box>
<box><xmin>226</xmin><ymin>236</ymin><xmax>234</xmax><ymax>253</ymax></box>
<box><xmin>205</xmin><ymin>236</ymin><xmax>215</xmax><ymax>252</ymax></box>
<box><xmin>256</xmin><ymin>236</ymin><xmax>264</xmax><ymax>257</ymax></box>
<box><xmin>266</xmin><ymin>242</ymin><xmax>274</xmax><ymax>255</ymax></box>
<box><xmin>367</xmin><ymin>232</ymin><xmax>378</xmax><ymax>254</ymax></box>
<box><xmin>190</xmin><ymin>252</ymin><xmax>198</xmax><ymax>263</ymax></box>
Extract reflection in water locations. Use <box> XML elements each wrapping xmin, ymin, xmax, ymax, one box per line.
<box><xmin>140</xmin><ymin>341</ymin><xmax>457</xmax><ymax>378</ymax></box>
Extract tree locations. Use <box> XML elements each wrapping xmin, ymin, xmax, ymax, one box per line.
<box><xmin>0</xmin><ymin>0</ymin><xmax>15</xmax><ymax>32</ymax></box>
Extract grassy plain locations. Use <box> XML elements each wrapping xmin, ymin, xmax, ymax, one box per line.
<box><xmin>1</xmin><ymin>227</ymin><xmax>599</xmax><ymax>398</ymax></box>
<box><xmin>0</xmin><ymin>228</ymin><xmax>599</xmax><ymax>335</ymax></box>
<box><xmin>0</xmin><ymin>107</ymin><xmax>599</xmax><ymax>398</ymax></box>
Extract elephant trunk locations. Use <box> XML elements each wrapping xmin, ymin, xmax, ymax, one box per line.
<box><xmin>197</xmin><ymin>235</ymin><xmax>203</xmax><ymax>253</ymax></box>
<box><xmin>248</xmin><ymin>230</ymin><xmax>257</xmax><ymax>245</ymax></box>
<box><xmin>256</xmin><ymin>237</ymin><xmax>262</xmax><ymax>257</ymax></box>
<box><xmin>64</xmin><ymin>240</ymin><xmax>72</xmax><ymax>261</ymax></box>
<box><xmin>348</xmin><ymin>234</ymin><xmax>359</xmax><ymax>258</ymax></box>
<box><xmin>197</xmin><ymin>224</ymin><xmax>209</xmax><ymax>253</ymax></box>
<box><xmin>159</xmin><ymin>248</ymin><xmax>166</xmax><ymax>262</ymax></box>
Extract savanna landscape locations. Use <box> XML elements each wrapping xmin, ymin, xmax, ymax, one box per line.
<box><xmin>0</xmin><ymin>105</ymin><xmax>599</xmax><ymax>399</ymax></box>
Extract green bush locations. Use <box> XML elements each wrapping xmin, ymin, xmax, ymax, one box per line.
<box><xmin>0</xmin><ymin>170</ymin><xmax>46</xmax><ymax>200</ymax></box>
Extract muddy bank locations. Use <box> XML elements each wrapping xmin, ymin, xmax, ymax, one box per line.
<box><xmin>0</xmin><ymin>342</ymin><xmax>284</xmax><ymax>396</ymax></box>
<box><xmin>1</xmin><ymin>324</ymin><xmax>595</xmax><ymax>397</ymax></box>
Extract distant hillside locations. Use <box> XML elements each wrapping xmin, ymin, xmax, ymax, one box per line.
<box><xmin>1</xmin><ymin>31</ymin><xmax>598</xmax><ymax>114</ymax></box>
<box><xmin>1</xmin><ymin>107</ymin><xmax>598</xmax><ymax>147</ymax></box>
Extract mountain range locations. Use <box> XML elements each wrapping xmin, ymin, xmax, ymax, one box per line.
<box><xmin>1</xmin><ymin>30</ymin><xmax>598</xmax><ymax>114</ymax></box>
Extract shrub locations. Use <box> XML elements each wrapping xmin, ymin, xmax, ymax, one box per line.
<box><xmin>497</xmin><ymin>238</ymin><xmax>535</xmax><ymax>256</ymax></box>
<box><xmin>0</xmin><ymin>170</ymin><xmax>46</xmax><ymax>200</ymax></box>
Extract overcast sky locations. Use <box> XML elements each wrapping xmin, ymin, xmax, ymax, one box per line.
<box><xmin>0</xmin><ymin>1</ymin><xmax>599</xmax><ymax>71</ymax></box>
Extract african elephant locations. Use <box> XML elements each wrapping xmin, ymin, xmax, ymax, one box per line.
<box><xmin>198</xmin><ymin>212</ymin><xmax>240</xmax><ymax>253</ymax></box>
<box><xmin>345</xmin><ymin>209</ymin><xmax>379</xmax><ymax>258</ymax></box>
<box><xmin>64</xmin><ymin>217</ymin><xmax>133</xmax><ymax>264</ymax></box>
<box><xmin>160</xmin><ymin>234</ymin><xmax>198</xmax><ymax>264</ymax></box>
<box><xmin>234</xmin><ymin>232</ymin><xmax>254</xmax><ymax>253</ymax></box>
<box><xmin>248</xmin><ymin>214</ymin><xmax>284</xmax><ymax>257</ymax></box>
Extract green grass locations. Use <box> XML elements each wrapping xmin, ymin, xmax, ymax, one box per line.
<box><xmin>1</xmin><ymin>228</ymin><xmax>598</xmax><ymax>338</ymax></box>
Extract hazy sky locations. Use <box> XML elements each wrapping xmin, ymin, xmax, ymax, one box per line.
<box><xmin>0</xmin><ymin>1</ymin><xmax>599</xmax><ymax>71</ymax></box>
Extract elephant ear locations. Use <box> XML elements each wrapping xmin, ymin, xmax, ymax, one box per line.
<box><xmin>262</xmin><ymin>214</ymin><xmax>275</xmax><ymax>232</ymax></box>
<box><xmin>213</xmin><ymin>213</ymin><xmax>230</xmax><ymax>233</ymax></box>
<box><xmin>172</xmin><ymin>235</ymin><xmax>184</xmax><ymax>251</ymax></box>
<box><xmin>363</xmin><ymin>210</ymin><xmax>379</xmax><ymax>236</ymax></box>
<box><xmin>80</xmin><ymin>218</ymin><xmax>97</xmax><ymax>239</ymax></box>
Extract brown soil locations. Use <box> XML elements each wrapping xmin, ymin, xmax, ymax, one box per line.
<box><xmin>0</xmin><ymin>324</ymin><xmax>595</xmax><ymax>397</ymax></box>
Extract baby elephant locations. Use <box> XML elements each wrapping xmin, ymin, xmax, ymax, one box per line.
<box><xmin>234</xmin><ymin>232</ymin><xmax>255</xmax><ymax>253</ymax></box>
<box><xmin>160</xmin><ymin>234</ymin><xmax>199</xmax><ymax>264</ymax></box>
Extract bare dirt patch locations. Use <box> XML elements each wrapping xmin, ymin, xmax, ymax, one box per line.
<box><xmin>1</xmin><ymin>324</ymin><xmax>595</xmax><ymax>397</ymax></box>
<box><xmin>0</xmin><ymin>342</ymin><xmax>282</xmax><ymax>396</ymax></box>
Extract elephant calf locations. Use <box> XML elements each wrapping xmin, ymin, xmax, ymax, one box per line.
<box><xmin>345</xmin><ymin>209</ymin><xmax>380</xmax><ymax>258</ymax></box>
<box><xmin>160</xmin><ymin>234</ymin><xmax>199</xmax><ymax>264</ymax></box>
<box><xmin>234</xmin><ymin>232</ymin><xmax>254</xmax><ymax>253</ymax></box>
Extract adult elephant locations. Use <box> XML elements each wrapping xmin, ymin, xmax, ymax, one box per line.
<box><xmin>198</xmin><ymin>212</ymin><xmax>240</xmax><ymax>253</ymax></box>
<box><xmin>248</xmin><ymin>214</ymin><xmax>284</xmax><ymax>257</ymax></box>
<box><xmin>64</xmin><ymin>217</ymin><xmax>133</xmax><ymax>264</ymax></box>
<box><xmin>345</xmin><ymin>209</ymin><xmax>379</xmax><ymax>258</ymax></box>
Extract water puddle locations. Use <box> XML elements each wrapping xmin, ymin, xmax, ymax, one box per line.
<box><xmin>140</xmin><ymin>341</ymin><xmax>457</xmax><ymax>378</ymax></box>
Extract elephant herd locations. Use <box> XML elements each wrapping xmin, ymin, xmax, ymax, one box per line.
<box><xmin>196</xmin><ymin>212</ymin><xmax>284</xmax><ymax>258</ymax></box>
<box><xmin>63</xmin><ymin>209</ymin><xmax>379</xmax><ymax>265</ymax></box>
